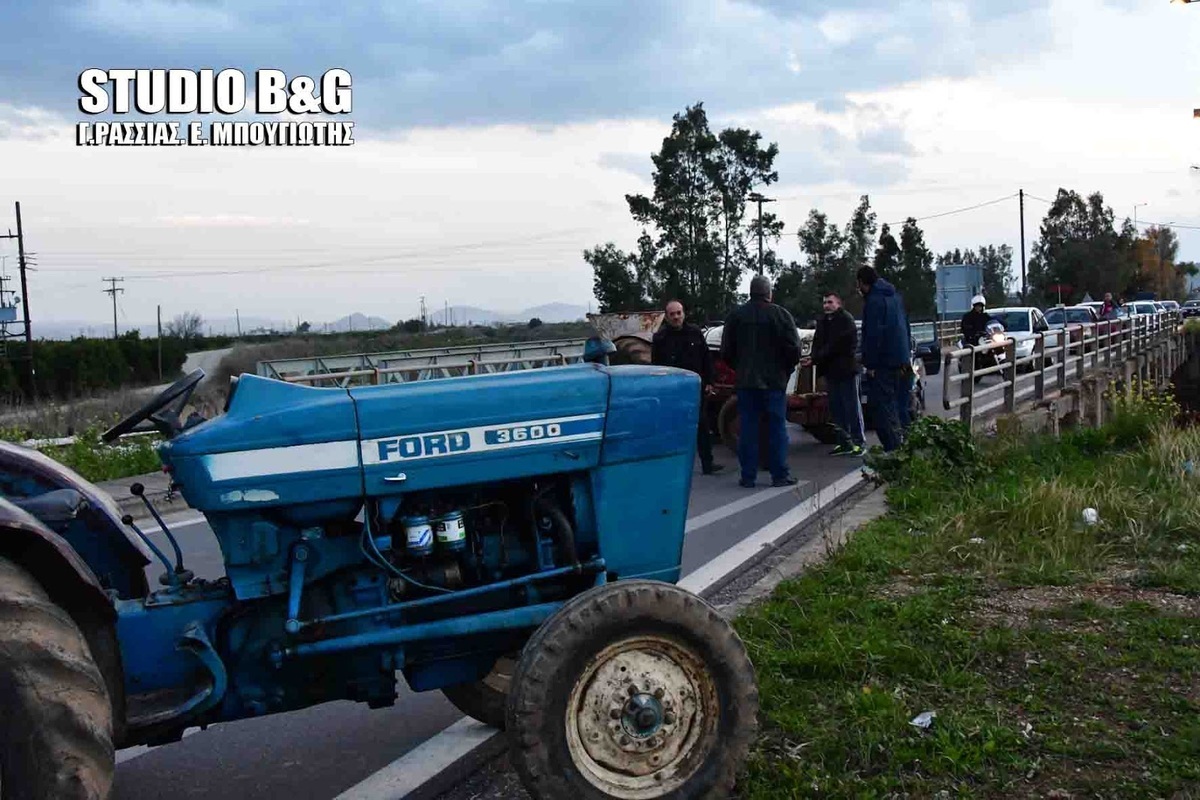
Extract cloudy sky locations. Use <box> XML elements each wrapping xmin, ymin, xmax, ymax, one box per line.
<box><xmin>0</xmin><ymin>0</ymin><xmax>1198</xmax><ymax>333</ymax></box>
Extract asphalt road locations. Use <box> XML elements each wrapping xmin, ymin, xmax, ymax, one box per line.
<box><xmin>115</xmin><ymin>373</ymin><xmax>948</xmax><ymax>799</ymax></box>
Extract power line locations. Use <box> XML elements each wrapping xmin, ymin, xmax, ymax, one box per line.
<box><xmin>883</xmin><ymin>193</ymin><xmax>1018</xmax><ymax>226</ymax></box>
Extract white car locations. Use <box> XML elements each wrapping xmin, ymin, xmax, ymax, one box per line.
<box><xmin>1043</xmin><ymin>305</ymin><xmax>1099</xmax><ymax>340</ymax></box>
<box><xmin>988</xmin><ymin>306</ymin><xmax>1061</xmax><ymax>365</ymax></box>
<box><xmin>704</xmin><ymin>324</ymin><xmax>815</xmax><ymax>359</ymax></box>
<box><xmin>1124</xmin><ymin>301</ymin><xmax>1159</xmax><ymax>317</ymax></box>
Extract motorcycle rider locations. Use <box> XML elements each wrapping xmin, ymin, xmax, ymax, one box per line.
<box><xmin>959</xmin><ymin>294</ymin><xmax>996</xmax><ymax>384</ymax></box>
<box><xmin>961</xmin><ymin>295</ymin><xmax>990</xmax><ymax>346</ymax></box>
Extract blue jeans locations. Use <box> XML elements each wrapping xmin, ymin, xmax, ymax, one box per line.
<box><xmin>737</xmin><ymin>388</ymin><xmax>789</xmax><ymax>484</ymax></box>
<box><xmin>864</xmin><ymin>370</ymin><xmax>904</xmax><ymax>452</ymax></box>
<box><xmin>827</xmin><ymin>374</ymin><xmax>865</xmax><ymax>448</ymax></box>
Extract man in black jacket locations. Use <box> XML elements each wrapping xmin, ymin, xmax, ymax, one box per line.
<box><xmin>960</xmin><ymin>295</ymin><xmax>990</xmax><ymax>347</ymax></box>
<box><xmin>806</xmin><ymin>292</ymin><xmax>864</xmax><ymax>456</ymax></box>
<box><xmin>720</xmin><ymin>275</ymin><xmax>801</xmax><ymax>488</ymax></box>
<box><xmin>652</xmin><ymin>300</ymin><xmax>724</xmax><ymax>475</ymax></box>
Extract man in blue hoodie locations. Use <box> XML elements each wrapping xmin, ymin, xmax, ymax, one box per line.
<box><xmin>856</xmin><ymin>266</ymin><xmax>912</xmax><ymax>452</ymax></box>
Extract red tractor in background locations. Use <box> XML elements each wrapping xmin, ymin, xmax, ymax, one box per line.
<box><xmin>704</xmin><ymin>323</ymin><xmax>926</xmax><ymax>453</ymax></box>
<box><xmin>586</xmin><ymin>312</ymin><xmax>925</xmax><ymax>457</ymax></box>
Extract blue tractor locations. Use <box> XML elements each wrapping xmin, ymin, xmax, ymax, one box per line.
<box><xmin>0</xmin><ymin>344</ymin><xmax>758</xmax><ymax>799</ymax></box>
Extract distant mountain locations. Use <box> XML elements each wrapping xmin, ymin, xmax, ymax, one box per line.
<box><xmin>428</xmin><ymin>303</ymin><xmax>589</xmax><ymax>326</ymax></box>
<box><xmin>520</xmin><ymin>303</ymin><xmax>589</xmax><ymax>323</ymax></box>
<box><xmin>321</xmin><ymin>313</ymin><xmax>394</xmax><ymax>333</ymax></box>
<box><xmin>428</xmin><ymin>306</ymin><xmax>505</xmax><ymax>326</ymax></box>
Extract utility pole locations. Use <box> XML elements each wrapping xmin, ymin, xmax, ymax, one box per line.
<box><xmin>419</xmin><ymin>295</ymin><xmax>427</xmax><ymax>329</ymax></box>
<box><xmin>235</xmin><ymin>308</ymin><xmax>242</xmax><ymax>337</ymax></box>
<box><xmin>101</xmin><ymin>277</ymin><xmax>124</xmax><ymax>338</ymax></box>
<box><xmin>1019</xmin><ymin>189</ymin><xmax>1027</xmax><ymax>303</ymax></box>
<box><xmin>156</xmin><ymin>305</ymin><xmax>162</xmax><ymax>381</ymax></box>
<box><xmin>748</xmin><ymin>193</ymin><xmax>775</xmax><ymax>274</ymax></box>
<box><xmin>0</xmin><ymin>203</ymin><xmax>34</xmax><ymax>397</ymax></box>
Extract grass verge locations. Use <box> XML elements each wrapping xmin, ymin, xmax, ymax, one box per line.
<box><xmin>38</xmin><ymin>427</ymin><xmax>163</xmax><ymax>483</ymax></box>
<box><xmin>735</xmin><ymin>392</ymin><xmax>1200</xmax><ymax>798</ymax></box>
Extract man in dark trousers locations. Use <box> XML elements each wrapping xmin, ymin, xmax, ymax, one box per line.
<box><xmin>857</xmin><ymin>266</ymin><xmax>912</xmax><ymax>452</ymax></box>
<box><xmin>652</xmin><ymin>300</ymin><xmax>724</xmax><ymax>475</ymax></box>
<box><xmin>805</xmin><ymin>292</ymin><xmax>864</xmax><ymax>456</ymax></box>
<box><xmin>720</xmin><ymin>275</ymin><xmax>802</xmax><ymax>488</ymax></box>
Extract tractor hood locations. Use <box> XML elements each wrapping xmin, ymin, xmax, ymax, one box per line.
<box><xmin>162</xmin><ymin>364</ymin><xmax>685</xmax><ymax>516</ymax></box>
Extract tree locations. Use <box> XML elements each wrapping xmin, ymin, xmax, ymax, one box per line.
<box><xmin>401</xmin><ymin>318</ymin><xmax>424</xmax><ymax>333</ymax></box>
<box><xmin>936</xmin><ymin>245</ymin><xmax>1013</xmax><ymax>306</ymax></box>
<box><xmin>588</xmin><ymin>103</ymin><xmax>780</xmax><ymax>319</ymax></box>
<box><xmin>896</xmin><ymin>218</ymin><xmax>935</xmax><ymax>319</ymax></box>
<box><xmin>165</xmin><ymin>311</ymin><xmax>203</xmax><ymax>341</ymax></box>
<box><xmin>528</xmin><ymin>317</ymin><xmax>543</xmax><ymax>329</ymax></box>
<box><xmin>873</xmin><ymin>224</ymin><xmax>901</xmax><ymax>281</ymax></box>
<box><xmin>587</xmin><ymin>242</ymin><xmax>649</xmax><ymax>312</ymax></box>
<box><xmin>1027</xmin><ymin>189</ymin><xmax>1135</xmax><ymax>305</ymax></box>
<box><xmin>1133</xmin><ymin>225</ymin><xmax>1192</xmax><ymax>300</ymax></box>
<box><xmin>295</xmin><ymin>320</ymin><xmax>311</xmax><ymax>334</ymax></box>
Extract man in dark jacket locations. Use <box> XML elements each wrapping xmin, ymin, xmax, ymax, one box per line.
<box><xmin>720</xmin><ymin>275</ymin><xmax>801</xmax><ymax>488</ymax></box>
<box><xmin>652</xmin><ymin>300</ymin><xmax>723</xmax><ymax>475</ymax></box>
<box><xmin>805</xmin><ymin>292</ymin><xmax>864</xmax><ymax>456</ymax></box>
<box><xmin>857</xmin><ymin>266</ymin><xmax>912</xmax><ymax>452</ymax></box>
<box><xmin>960</xmin><ymin>295</ymin><xmax>990</xmax><ymax>347</ymax></box>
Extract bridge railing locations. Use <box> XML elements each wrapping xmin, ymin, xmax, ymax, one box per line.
<box><xmin>943</xmin><ymin>312</ymin><xmax>1188</xmax><ymax>429</ymax></box>
<box><xmin>259</xmin><ymin>339</ymin><xmax>587</xmax><ymax>387</ymax></box>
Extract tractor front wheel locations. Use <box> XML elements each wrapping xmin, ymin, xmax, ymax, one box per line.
<box><xmin>441</xmin><ymin>653</ymin><xmax>516</xmax><ymax>730</ymax></box>
<box><xmin>506</xmin><ymin>581</ymin><xmax>758</xmax><ymax>800</ymax></box>
<box><xmin>0</xmin><ymin>556</ymin><xmax>114</xmax><ymax>800</ymax></box>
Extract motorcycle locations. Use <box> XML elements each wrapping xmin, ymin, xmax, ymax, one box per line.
<box><xmin>957</xmin><ymin>319</ymin><xmax>1007</xmax><ymax>382</ymax></box>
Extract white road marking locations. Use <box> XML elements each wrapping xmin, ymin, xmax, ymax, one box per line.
<box><xmin>684</xmin><ymin>482</ymin><xmax>803</xmax><ymax>533</ymax></box>
<box><xmin>679</xmin><ymin>470</ymin><xmax>864</xmax><ymax>594</ymax></box>
<box><xmin>116</xmin><ymin>726</ymin><xmax>202</xmax><ymax>764</ymax></box>
<box><xmin>333</xmin><ymin>469</ymin><xmax>866</xmax><ymax>800</ymax></box>
<box><xmin>332</xmin><ymin>717</ymin><xmax>498</xmax><ymax>800</ymax></box>
<box><xmin>136</xmin><ymin>511</ymin><xmax>207</xmax><ymax>535</ymax></box>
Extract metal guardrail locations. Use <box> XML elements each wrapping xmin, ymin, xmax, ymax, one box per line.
<box><xmin>943</xmin><ymin>312</ymin><xmax>1189</xmax><ymax>429</ymax></box>
<box><xmin>259</xmin><ymin>339</ymin><xmax>587</xmax><ymax>387</ymax></box>
<box><xmin>910</xmin><ymin>320</ymin><xmax>970</xmax><ymax>348</ymax></box>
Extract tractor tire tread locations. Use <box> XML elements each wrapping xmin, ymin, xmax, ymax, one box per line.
<box><xmin>0</xmin><ymin>556</ymin><xmax>114</xmax><ymax>800</ymax></box>
<box><xmin>506</xmin><ymin>580</ymin><xmax>758</xmax><ymax>800</ymax></box>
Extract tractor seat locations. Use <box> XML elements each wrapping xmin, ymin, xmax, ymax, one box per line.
<box><xmin>10</xmin><ymin>488</ymin><xmax>88</xmax><ymax>530</ymax></box>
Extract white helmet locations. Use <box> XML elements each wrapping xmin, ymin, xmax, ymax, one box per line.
<box><xmin>971</xmin><ymin>294</ymin><xmax>986</xmax><ymax>307</ymax></box>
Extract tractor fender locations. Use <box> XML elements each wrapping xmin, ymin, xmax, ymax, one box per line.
<box><xmin>0</xmin><ymin>497</ymin><xmax>116</xmax><ymax>622</ymax></box>
<box><xmin>0</xmin><ymin>441</ymin><xmax>153</xmax><ymax>568</ymax></box>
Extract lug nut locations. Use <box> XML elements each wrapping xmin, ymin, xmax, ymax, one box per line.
<box><xmin>654</xmin><ymin>687</ymin><xmax>665</xmax><ymax>699</ymax></box>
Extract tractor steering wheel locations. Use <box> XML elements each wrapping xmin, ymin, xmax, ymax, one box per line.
<box><xmin>102</xmin><ymin>369</ymin><xmax>206</xmax><ymax>443</ymax></box>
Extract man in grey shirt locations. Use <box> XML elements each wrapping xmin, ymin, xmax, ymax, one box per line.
<box><xmin>720</xmin><ymin>275</ymin><xmax>801</xmax><ymax>488</ymax></box>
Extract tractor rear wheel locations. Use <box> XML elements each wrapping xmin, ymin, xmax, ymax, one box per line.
<box><xmin>0</xmin><ymin>556</ymin><xmax>114</xmax><ymax>800</ymax></box>
<box><xmin>506</xmin><ymin>581</ymin><xmax>758</xmax><ymax>800</ymax></box>
<box><xmin>441</xmin><ymin>653</ymin><xmax>516</xmax><ymax>730</ymax></box>
<box><xmin>611</xmin><ymin>337</ymin><xmax>652</xmax><ymax>366</ymax></box>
